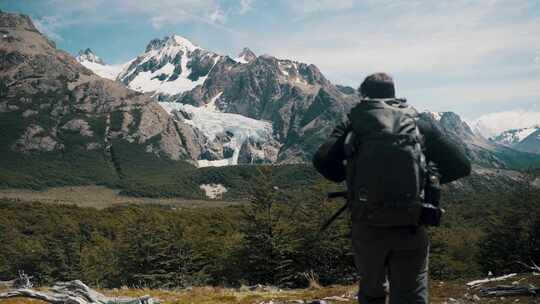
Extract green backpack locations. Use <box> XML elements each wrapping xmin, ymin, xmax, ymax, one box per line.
<box><xmin>345</xmin><ymin>98</ymin><xmax>427</xmax><ymax>227</ymax></box>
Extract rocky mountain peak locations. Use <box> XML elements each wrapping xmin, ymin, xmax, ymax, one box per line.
<box><xmin>0</xmin><ymin>10</ymin><xmax>36</xmax><ymax>31</ymax></box>
<box><xmin>145</xmin><ymin>35</ymin><xmax>199</xmax><ymax>53</ymax></box>
<box><xmin>76</xmin><ymin>48</ymin><xmax>105</xmax><ymax>64</ymax></box>
<box><xmin>0</xmin><ymin>11</ymin><xmax>205</xmax><ymax>165</ymax></box>
<box><xmin>236</xmin><ymin>47</ymin><xmax>256</xmax><ymax>63</ymax></box>
<box><xmin>437</xmin><ymin>112</ymin><xmax>477</xmax><ymax>142</ymax></box>
<box><xmin>119</xmin><ymin>34</ymin><xmax>220</xmax><ymax>97</ymax></box>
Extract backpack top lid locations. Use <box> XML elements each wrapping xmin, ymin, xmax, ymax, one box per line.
<box><xmin>349</xmin><ymin>97</ymin><xmax>418</xmax><ymax>138</ymax></box>
<box><xmin>360</xmin><ymin>97</ymin><xmax>407</xmax><ymax>104</ymax></box>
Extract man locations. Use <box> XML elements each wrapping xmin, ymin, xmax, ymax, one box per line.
<box><xmin>313</xmin><ymin>73</ymin><xmax>471</xmax><ymax>304</ymax></box>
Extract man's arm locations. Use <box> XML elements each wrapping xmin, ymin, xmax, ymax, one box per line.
<box><xmin>418</xmin><ymin>119</ymin><xmax>472</xmax><ymax>184</ymax></box>
<box><xmin>312</xmin><ymin>121</ymin><xmax>351</xmax><ymax>183</ymax></box>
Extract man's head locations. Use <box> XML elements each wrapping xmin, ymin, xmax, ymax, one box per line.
<box><xmin>359</xmin><ymin>73</ymin><xmax>395</xmax><ymax>99</ymax></box>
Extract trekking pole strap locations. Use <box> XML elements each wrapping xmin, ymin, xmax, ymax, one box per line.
<box><xmin>320</xmin><ymin>201</ymin><xmax>349</xmax><ymax>232</ymax></box>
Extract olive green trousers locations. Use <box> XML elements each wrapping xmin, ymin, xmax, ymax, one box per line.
<box><xmin>351</xmin><ymin>220</ymin><xmax>429</xmax><ymax>304</ymax></box>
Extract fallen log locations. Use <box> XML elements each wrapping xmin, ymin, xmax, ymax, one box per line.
<box><xmin>466</xmin><ymin>273</ymin><xmax>517</xmax><ymax>287</ymax></box>
<box><xmin>0</xmin><ymin>280</ymin><xmax>159</xmax><ymax>304</ymax></box>
<box><xmin>480</xmin><ymin>285</ymin><xmax>540</xmax><ymax>297</ymax></box>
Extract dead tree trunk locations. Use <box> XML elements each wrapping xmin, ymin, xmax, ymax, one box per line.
<box><xmin>480</xmin><ymin>285</ymin><xmax>540</xmax><ymax>297</ymax></box>
<box><xmin>0</xmin><ymin>270</ymin><xmax>33</xmax><ymax>289</ymax></box>
<box><xmin>0</xmin><ymin>280</ymin><xmax>158</xmax><ymax>304</ymax></box>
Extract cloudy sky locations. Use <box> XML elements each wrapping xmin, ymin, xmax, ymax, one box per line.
<box><xmin>2</xmin><ymin>0</ymin><xmax>540</xmax><ymax>120</ymax></box>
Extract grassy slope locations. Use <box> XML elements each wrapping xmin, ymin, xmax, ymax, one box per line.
<box><xmin>0</xmin><ymin>186</ymin><xmax>242</xmax><ymax>209</ymax></box>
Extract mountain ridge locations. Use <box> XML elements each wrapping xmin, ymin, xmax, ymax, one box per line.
<box><xmin>1</xmin><ymin>11</ymin><xmax>539</xmax><ymax>200</ymax></box>
<box><xmin>73</xmin><ymin>33</ymin><xmax>540</xmax><ymax>167</ymax></box>
<box><xmin>0</xmin><ymin>10</ymin><xmax>210</xmax><ymax>186</ymax></box>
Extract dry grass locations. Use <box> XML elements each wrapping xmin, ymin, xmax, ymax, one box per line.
<box><xmin>0</xmin><ymin>285</ymin><xmax>358</xmax><ymax>304</ymax></box>
<box><xmin>0</xmin><ymin>186</ymin><xmax>243</xmax><ymax>209</ymax></box>
<box><xmin>2</xmin><ymin>275</ymin><xmax>540</xmax><ymax>304</ymax></box>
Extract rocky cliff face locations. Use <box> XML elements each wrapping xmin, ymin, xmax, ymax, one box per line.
<box><xmin>421</xmin><ymin>112</ymin><xmax>540</xmax><ymax>169</ymax></box>
<box><xmin>0</xmin><ymin>11</ymin><xmax>204</xmax><ymax>166</ymax></box>
<box><xmin>173</xmin><ymin>52</ymin><xmax>359</xmax><ymax>164</ymax></box>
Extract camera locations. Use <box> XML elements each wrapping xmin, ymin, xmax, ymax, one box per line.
<box><xmin>421</xmin><ymin>164</ymin><xmax>444</xmax><ymax>226</ymax></box>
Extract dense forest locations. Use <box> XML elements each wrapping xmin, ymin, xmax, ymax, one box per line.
<box><xmin>0</xmin><ymin>168</ymin><xmax>539</xmax><ymax>289</ymax></box>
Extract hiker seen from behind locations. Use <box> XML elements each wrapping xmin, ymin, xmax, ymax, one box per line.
<box><xmin>313</xmin><ymin>73</ymin><xmax>471</xmax><ymax>304</ymax></box>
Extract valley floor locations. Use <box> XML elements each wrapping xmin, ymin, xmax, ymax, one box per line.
<box><xmin>0</xmin><ymin>186</ymin><xmax>240</xmax><ymax>209</ymax></box>
<box><xmin>1</xmin><ymin>275</ymin><xmax>540</xmax><ymax>304</ymax></box>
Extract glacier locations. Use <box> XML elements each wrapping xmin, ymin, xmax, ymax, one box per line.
<box><xmin>159</xmin><ymin>99</ymin><xmax>274</xmax><ymax>167</ymax></box>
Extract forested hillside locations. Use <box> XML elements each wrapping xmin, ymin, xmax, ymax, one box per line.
<box><xmin>1</xmin><ymin>169</ymin><xmax>539</xmax><ymax>288</ymax></box>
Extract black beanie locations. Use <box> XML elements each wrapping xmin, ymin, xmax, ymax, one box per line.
<box><xmin>359</xmin><ymin>73</ymin><xmax>395</xmax><ymax>98</ymax></box>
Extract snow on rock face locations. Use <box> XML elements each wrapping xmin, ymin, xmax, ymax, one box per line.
<box><xmin>78</xmin><ymin>60</ymin><xmax>125</xmax><ymax>80</ymax></box>
<box><xmin>159</xmin><ymin>99</ymin><xmax>276</xmax><ymax>167</ymax></box>
<box><xmin>118</xmin><ymin>35</ymin><xmax>221</xmax><ymax>96</ymax></box>
<box><xmin>423</xmin><ymin>111</ymin><xmax>442</xmax><ymax>121</ymax></box>
<box><xmin>76</xmin><ymin>48</ymin><xmax>104</xmax><ymax>64</ymax></box>
<box><xmin>492</xmin><ymin>127</ymin><xmax>539</xmax><ymax>145</ymax></box>
<box><xmin>200</xmin><ymin>183</ymin><xmax>227</xmax><ymax>199</ymax></box>
<box><xmin>75</xmin><ymin>48</ymin><xmax>125</xmax><ymax>80</ymax></box>
<box><xmin>127</xmin><ymin>62</ymin><xmax>208</xmax><ymax>95</ymax></box>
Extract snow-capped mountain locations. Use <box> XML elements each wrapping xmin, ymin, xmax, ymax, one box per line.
<box><xmin>515</xmin><ymin>129</ymin><xmax>540</xmax><ymax>154</ymax></box>
<box><xmin>469</xmin><ymin>109</ymin><xmax>540</xmax><ymax>139</ymax></box>
<box><xmin>491</xmin><ymin>126</ymin><xmax>540</xmax><ymax>146</ymax></box>
<box><xmin>75</xmin><ymin>48</ymin><xmax>124</xmax><ymax>81</ymax></box>
<box><xmin>73</xmin><ymin>34</ymin><xmax>540</xmax><ymax>167</ymax></box>
<box><xmin>77</xmin><ymin>48</ymin><xmax>104</xmax><ymax>64</ymax></box>
<box><xmin>468</xmin><ymin>110</ymin><xmax>540</xmax><ymax>154</ymax></box>
<box><xmin>111</xmin><ymin>34</ymin><xmax>358</xmax><ymax>166</ymax></box>
<box><xmin>117</xmin><ymin>35</ymin><xmax>221</xmax><ymax>97</ymax></box>
<box><xmin>173</xmin><ymin>49</ymin><xmax>358</xmax><ymax>164</ymax></box>
<box><xmin>3</xmin><ymin>11</ymin><xmax>540</xmax><ymax>198</ymax></box>
<box><xmin>234</xmin><ymin>47</ymin><xmax>256</xmax><ymax>64</ymax></box>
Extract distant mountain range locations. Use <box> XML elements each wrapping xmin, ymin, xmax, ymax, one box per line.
<box><xmin>76</xmin><ymin>35</ymin><xmax>540</xmax><ymax>167</ymax></box>
<box><xmin>469</xmin><ymin>111</ymin><xmax>540</xmax><ymax>155</ymax></box>
<box><xmin>1</xmin><ymin>11</ymin><xmax>539</xmax><ymax>198</ymax></box>
<box><xmin>75</xmin><ymin>34</ymin><xmax>359</xmax><ymax>165</ymax></box>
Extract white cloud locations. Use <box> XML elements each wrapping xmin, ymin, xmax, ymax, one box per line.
<box><xmin>469</xmin><ymin>109</ymin><xmax>540</xmax><ymax>138</ymax></box>
<box><xmin>33</xmin><ymin>16</ymin><xmax>63</xmax><ymax>42</ymax></box>
<box><xmin>268</xmin><ymin>1</ymin><xmax>540</xmax><ymax>78</ymax></box>
<box><xmin>288</xmin><ymin>0</ymin><xmax>355</xmax><ymax>14</ymax></box>
<box><xmin>404</xmin><ymin>78</ymin><xmax>540</xmax><ymax>109</ymax></box>
<box><xmin>42</xmin><ymin>0</ymin><xmax>230</xmax><ymax>29</ymax></box>
<box><xmin>239</xmin><ymin>0</ymin><xmax>254</xmax><ymax>14</ymax></box>
<box><xmin>209</xmin><ymin>8</ymin><xmax>226</xmax><ymax>24</ymax></box>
